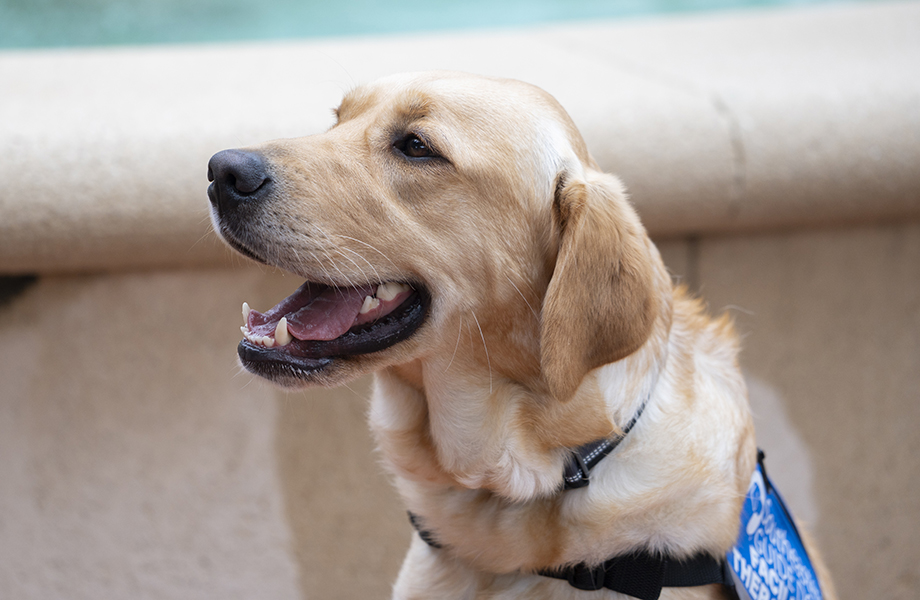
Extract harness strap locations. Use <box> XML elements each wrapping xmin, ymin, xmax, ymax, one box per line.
<box><xmin>538</xmin><ymin>551</ymin><xmax>736</xmax><ymax>600</ymax></box>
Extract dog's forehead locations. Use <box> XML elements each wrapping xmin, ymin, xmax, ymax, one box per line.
<box><xmin>342</xmin><ymin>73</ymin><xmax>558</xmax><ymax>126</ymax></box>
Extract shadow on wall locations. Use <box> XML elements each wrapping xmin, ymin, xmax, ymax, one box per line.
<box><xmin>746</xmin><ymin>375</ymin><xmax>818</xmax><ymax>526</ymax></box>
<box><xmin>274</xmin><ymin>378</ymin><xmax>410</xmax><ymax>599</ymax></box>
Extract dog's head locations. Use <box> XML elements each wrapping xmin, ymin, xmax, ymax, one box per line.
<box><xmin>208</xmin><ymin>71</ymin><xmax>664</xmax><ymax>398</ymax></box>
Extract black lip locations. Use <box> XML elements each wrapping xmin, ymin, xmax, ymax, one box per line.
<box><xmin>236</xmin><ymin>346</ymin><xmax>334</xmax><ymax>381</ymax></box>
<box><xmin>238</xmin><ymin>288</ymin><xmax>430</xmax><ymax>378</ymax></box>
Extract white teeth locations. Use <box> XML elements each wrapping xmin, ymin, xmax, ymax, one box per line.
<box><xmin>241</xmin><ymin>323</ymin><xmax>278</xmax><ymax>348</ymax></box>
<box><xmin>274</xmin><ymin>317</ymin><xmax>291</xmax><ymax>346</ymax></box>
<box><xmin>376</xmin><ymin>282</ymin><xmax>410</xmax><ymax>302</ymax></box>
<box><xmin>242</xmin><ymin>302</ymin><xmax>251</xmax><ymax>324</ymax></box>
<box><xmin>360</xmin><ymin>295</ymin><xmax>381</xmax><ymax>314</ymax></box>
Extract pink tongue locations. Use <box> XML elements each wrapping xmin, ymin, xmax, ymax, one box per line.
<box><xmin>287</xmin><ymin>286</ymin><xmax>369</xmax><ymax>341</ymax></box>
<box><xmin>248</xmin><ymin>282</ymin><xmax>373</xmax><ymax>342</ymax></box>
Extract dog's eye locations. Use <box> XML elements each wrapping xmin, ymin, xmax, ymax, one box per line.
<box><xmin>396</xmin><ymin>134</ymin><xmax>434</xmax><ymax>159</ymax></box>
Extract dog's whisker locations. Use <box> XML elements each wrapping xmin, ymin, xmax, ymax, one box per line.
<box><xmin>514</xmin><ymin>271</ymin><xmax>541</xmax><ymax>299</ymax></box>
<box><xmin>311</xmin><ymin>228</ymin><xmax>369</xmax><ymax>287</ymax></box>
<box><xmin>337</xmin><ymin>247</ymin><xmax>380</xmax><ymax>289</ymax></box>
<box><xmin>333</xmin><ymin>234</ymin><xmax>400</xmax><ymax>272</ymax></box>
<box><xmin>187</xmin><ymin>227</ymin><xmax>219</xmax><ymax>254</ymax></box>
<box><xmin>444</xmin><ymin>317</ymin><xmax>464</xmax><ymax>374</ymax></box>
<box><xmin>470</xmin><ymin>310</ymin><xmax>492</xmax><ymax>394</ymax></box>
<box><xmin>323</xmin><ymin>248</ymin><xmax>359</xmax><ymax>295</ymax></box>
<box><xmin>340</xmin><ymin>246</ymin><xmax>383</xmax><ymax>285</ymax></box>
<box><xmin>308</xmin><ymin>250</ymin><xmax>339</xmax><ymax>291</ymax></box>
<box><xmin>506</xmin><ymin>275</ymin><xmax>539</xmax><ymax>323</ymax></box>
<box><xmin>309</xmin><ymin>222</ymin><xmax>336</xmax><ymax>242</ymax></box>
<box><xmin>333</xmin><ymin>248</ymin><xmax>373</xmax><ymax>288</ymax></box>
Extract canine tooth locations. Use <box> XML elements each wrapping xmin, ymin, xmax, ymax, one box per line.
<box><xmin>242</xmin><ymin>302</ymin><xmax>251</xmax><ymax>323</ymax></box>
<box><xmin>275</xmin><ymin>317</ymin><xmax>292</xmax><ymax>346</ymax></box>
<box><xmin>360</xmin><ymin>295</ymin><xmax>381</xmax><ymax>314</ymax></box>
<box><xmin>376</xmin><ymin>282</ymin><xmax>410</xmax><ymax>302</ymax></box>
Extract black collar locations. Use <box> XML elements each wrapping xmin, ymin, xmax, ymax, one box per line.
<box><xmin>562</xmin><ymin>396</ymin><xmax>648</xmax><ymax>490</ymax></box>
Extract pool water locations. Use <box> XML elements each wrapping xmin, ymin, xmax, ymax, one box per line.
<box><xmin>0</xmin><ymin>0</ymin><xmax>879</xmax><ymax>49</ymax></box>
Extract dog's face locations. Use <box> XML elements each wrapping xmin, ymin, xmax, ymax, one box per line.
<box><xmin>209</xmin><ymin>72</ymin><xmax>661</xmax><ymax>397</ymax></box>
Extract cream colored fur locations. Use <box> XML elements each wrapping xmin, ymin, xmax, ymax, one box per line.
<box><xmin>215</xmin><ymin>71</ymin><xmax>836</xmax><ymax>599</ymax></box>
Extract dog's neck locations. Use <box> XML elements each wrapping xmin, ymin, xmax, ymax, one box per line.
<box><xmin>371</xmin><ymin>292</ymin><xmax>673</xmax><ymax>503</ymax></box>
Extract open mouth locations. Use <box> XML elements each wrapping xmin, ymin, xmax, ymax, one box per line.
<box><xmin>237</xmin><ymin>280</ymin><xmax>429</xmax><ymax>380</ymax></box>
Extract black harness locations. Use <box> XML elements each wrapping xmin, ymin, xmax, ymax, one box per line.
<box><xmin>409</xmin><ymin>398</ymin><xmax>742</xmax><ymax>600</ymax></box>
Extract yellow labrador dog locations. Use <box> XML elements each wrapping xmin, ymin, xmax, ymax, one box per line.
<box><xmin>208</xmin><ymin>71</ymin><xmax>835</xmax><ymax>600</ymax></box>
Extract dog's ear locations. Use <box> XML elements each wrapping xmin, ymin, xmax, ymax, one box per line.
<box><xmin>540</xmin><ymin>169</ymin><xmax>660</xmax><ymax>401</ymax></box>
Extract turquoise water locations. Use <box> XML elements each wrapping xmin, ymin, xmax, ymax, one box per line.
<box><xmin>0</xmin><ymin>0</ymin><xmax>879</xmax><ymax>49</ymax></box>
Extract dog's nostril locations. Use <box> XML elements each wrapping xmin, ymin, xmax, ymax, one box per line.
<box><xmin>231</xmin><ymin>169</ymin><xmax>264</xmax><ymax>194</ymax></box>
<box><xmin>207</xmin><ymin>149</ymin><xmax>271</xmax><ymax>212</ymax></box>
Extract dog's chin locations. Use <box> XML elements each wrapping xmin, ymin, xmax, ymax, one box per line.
<box><xmin>237</xmin><ymin>284</ymin><xmax>431</xmax><ymax>388</ymax></box>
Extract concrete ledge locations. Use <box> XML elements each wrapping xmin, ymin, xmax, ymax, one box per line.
<box><xmin>1</xmin><ymin>1</ymin><xmax>918</xmax><ymax>274</ymax></box>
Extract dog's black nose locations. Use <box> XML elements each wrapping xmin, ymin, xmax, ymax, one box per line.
<box><xmin>207</xmin><ymin>149</ymin><xmax>270</xmax><ymax>215</ymax></box>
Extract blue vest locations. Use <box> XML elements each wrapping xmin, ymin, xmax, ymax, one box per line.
<box><xmin>728</xmin><ymin>460</ymin><xmax>824</xmax><ymax>600</ymax></box>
